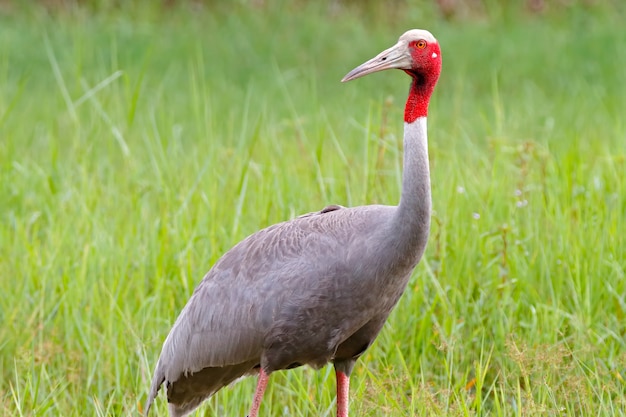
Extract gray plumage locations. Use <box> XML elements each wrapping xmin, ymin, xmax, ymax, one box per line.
<box><xmin>146</xmin><ymin>29</ymin><xmax>442</xmax><ymax>417</ymax></box>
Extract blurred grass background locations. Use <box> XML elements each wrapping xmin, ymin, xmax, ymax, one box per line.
<box><xmin>1</xmin><ymin>0</ymin><xmax>625</xmax><ymax>415</ymax></box>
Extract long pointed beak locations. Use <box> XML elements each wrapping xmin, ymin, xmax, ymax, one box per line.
<box><xmin>341</xmin><ymin>42</ymin><xmax>411</xmax><ymax>82</ymax></box>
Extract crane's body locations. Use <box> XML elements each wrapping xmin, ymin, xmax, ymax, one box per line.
<box><xmin>146</xmin><ymin>29</ymin><xmax>442</xmax><ymax>417</ymax></box>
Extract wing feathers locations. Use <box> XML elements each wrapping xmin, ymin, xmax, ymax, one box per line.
<box><xmin>149</xmin><ymin>205</ymin><xmax>395</xmax><ymax>394</ymax></box>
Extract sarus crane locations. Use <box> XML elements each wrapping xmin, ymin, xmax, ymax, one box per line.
<box><xmin>146</xmin><ymin>28</ymin><xmax>442</xmax><ymax>417</ymax></box>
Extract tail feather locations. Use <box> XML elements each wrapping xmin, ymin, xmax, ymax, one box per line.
<box><xmin>145</xmin><ymin>360</ymin><xmax>259</xmax><ymax>416</ymax></box>
<box><xmin>145</xmin><ymin>363</ymin><xmax>165</xmax><ymax>416</ymax></box>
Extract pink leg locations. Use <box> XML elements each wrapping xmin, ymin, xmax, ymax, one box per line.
<box><xmin>336</xmin><ymin>370</ymin><xmax>350</xmax><ymax>417</ymax></box>
<box><xmin>248</xmin><ymin>369</ymin><xmax>270</xmax><ymax>417</ymax></box>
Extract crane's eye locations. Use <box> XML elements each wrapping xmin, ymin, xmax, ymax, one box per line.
<box><xmin>416</xmin><ymin>40</ymin><xmax>427</xmax><ymax>49</ymax></box>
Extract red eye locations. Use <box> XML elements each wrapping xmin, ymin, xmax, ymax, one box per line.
<box><xmin>416</xmin><ymin>40</ymin><xmax>427</xmax><ymax>49</ymax></box>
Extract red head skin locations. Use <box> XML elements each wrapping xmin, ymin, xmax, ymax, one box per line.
<box><xmin>341</xmin><ymin>30</ymin><xmax>442</xmax><ymax>123</ymax></box>
<box><xmin>403</xmin><ymin>40</ymin><xmax>442</xmax><ymax>123</ymax></box>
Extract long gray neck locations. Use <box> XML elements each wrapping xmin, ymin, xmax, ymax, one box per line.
<box><xmin>391</xmin><ymin>117</ymin><xmax>431</xmax><ymax>254</ymax></box>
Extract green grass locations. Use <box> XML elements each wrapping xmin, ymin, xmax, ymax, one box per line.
<box><xmin>1</xmin><ymin>1</ymin><xmax>625</xmax><ymax>416</ymax></box>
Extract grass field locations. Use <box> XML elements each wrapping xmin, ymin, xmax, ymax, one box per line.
<box><xmin>1</xmin><ymin>1</ymin><xmax>625</xmax><ymax>415</ymax></box>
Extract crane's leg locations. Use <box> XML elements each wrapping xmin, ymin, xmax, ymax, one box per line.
<box><xmin>336</xmin><ymin>370</ymin><xmax>350</xmax><ymax>417</ymax></box>
<box><xmin>247</xmin><ymin>369</ymin><xmax>270</xmax><ymax>417</ymax></box>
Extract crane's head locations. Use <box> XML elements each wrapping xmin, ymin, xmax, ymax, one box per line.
<box><xmin>341</xmin><ymin>29</ymin><xmax>441</xmax><ymax>85</ymax></box>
